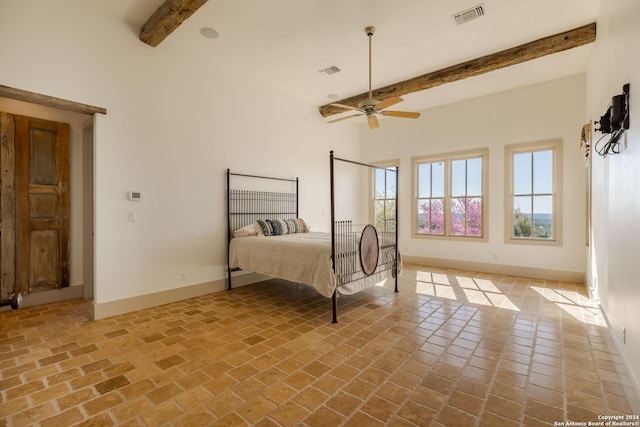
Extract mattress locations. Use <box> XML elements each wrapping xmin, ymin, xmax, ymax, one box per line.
<box><xmin>229</xmin><ymin>232</ymin><xmax>390</xmax><ymax>297</ymax></box>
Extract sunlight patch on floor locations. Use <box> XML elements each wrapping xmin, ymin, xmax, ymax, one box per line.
<box><xmin>462</xmin><ymin>288</ymin><xmax>491</xmax><ymax>305</ymax></box>
<box><xmin>435</xmin><ymin>283</ymin><xmax>457</xmax><ymax>300</ymax></box>
<box><xmin>432</xmin><ymin>273</ymin><xmax>450</xmax><ymax>285</ymax></box>
<box><xmin>531</xmin><ymin>286</ymin><xmax>575</xmax><ymax>304</ymax></box>
<box><xmin>457</xmin><ymin>276</ymin><xmax>477</xmax><ymax>289</ymax></box>
<box><xmin>415</xmin><ymin>282</ymin><xmax>435</xmax><ymax>296</ymax></box>
<box><xmin>473</xmin><ymin>278</ymin><xmax>501</xmax><ymax>293</ymax></box>
<box><xmin>486</xmin><ymin>292</ymin><xmax>520</xmax><ymax>311</ymax></box>
<box><xmin>530</xmin><ymin>286</ymin><xmax>603</xmax><ymax>326</ymax></box>
<box><xmin>415</xmin><ymin>281</ymin><xmax>458</xmax><ymax>301</ymax></box>
<box><xmin>416</xmin><ymin>271</ymin><xmax>432</xmax><ymax>283</ymax></box>
<box><xmin>460</xmin><ymin>283</ymin><xmax>520</xmax><ymax>311</ymax></box>
<box><xmin>557</xmin><ymin>302</ymin><xmax>605</xmax><ymax>326</ymax></box>
<box><xmin>455</xmin><ymin>275</ymin><xmax>519</xmax><ymax>310</ymax></box>
<box><xmin>415</xmin><ymin>271</ymin><xmax>520</xmax><ymax>308</ymax></box>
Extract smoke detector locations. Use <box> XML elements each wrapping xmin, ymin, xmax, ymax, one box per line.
<box><xmin>453</xmin><ymin>4</ymin><xmax>485</xmax><ymax>25</ymax></box>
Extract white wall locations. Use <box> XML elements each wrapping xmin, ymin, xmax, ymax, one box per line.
<box><xmin>586</xmin><ymin>0</ymin><xmax>640</xmax><ymax>391</ymax></box>
<box><xmin>360</xmin><ymin>75</ymin><xmax>588</xmax><ymax>276</ymax></box>
<box><xmin>0</xmin><ymin>1</ymin><xmax>359</xmax><ymax>306</ymax></box>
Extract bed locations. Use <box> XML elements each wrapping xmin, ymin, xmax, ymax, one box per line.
<box><xmin>226</xmin><ymin>151</ymin><xmax>399</xmax><ymax>322</ymax></box>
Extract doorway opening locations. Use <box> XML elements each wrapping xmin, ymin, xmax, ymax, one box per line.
<box><xmin>0</xmin><ymin>96</ymin><xmax>98</xmax><ymax>309</ymax></box>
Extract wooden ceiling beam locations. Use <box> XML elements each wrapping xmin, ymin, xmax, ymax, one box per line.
<box><xmin>0</xmin><ymin>85</ymin><xmax>106</xmax><ymax>115</ymax></box>
<box><xmin>140</xmin><ymin>0</ymin><xmax>209</xmax><ymax>47</ymax></box>
<box><xmin>319</xmin><ymin>23</ymin><xmax>596</xmax><ymax>118</ymax></box>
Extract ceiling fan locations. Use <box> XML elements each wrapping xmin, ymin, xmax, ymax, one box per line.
<box><xmin>328</xmin><ymin>26</ymin><xmax>420</xmax><ymax>129</ymax></box>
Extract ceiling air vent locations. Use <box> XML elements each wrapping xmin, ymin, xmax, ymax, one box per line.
<box><xmin>319</xmin><ymin>65</ymin><xmax>341</xmax><ymax>75</ymax></box>
<box><xmin>453</xmin><ymin>4</ymin><xmax>485</xmax><ymax>25</ymax></box>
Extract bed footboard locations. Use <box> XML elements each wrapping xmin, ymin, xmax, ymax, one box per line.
<box><xmin>333</xmin><ymin>220</ymin><xmax>398</xmax><ymax>287</ymax></box>
<box><xmin>330</xmin><ymin>151</ymin><xmax>399</xmax><ymax>323</ymax></box>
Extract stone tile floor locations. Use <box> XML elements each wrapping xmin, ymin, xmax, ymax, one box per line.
<box><xmin>1</xmin><ymin>265</ymin><xmax>639</xmax><ymax>426</ymax></box>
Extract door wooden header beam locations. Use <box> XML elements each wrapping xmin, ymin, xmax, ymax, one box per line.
<box><xmin>0</xmin><ymin>85</ymin><xmax>106</xmax><ymax>116</ymax></box>
<box><xmin>140</xmin><ymin>0</ymin><xmax>209</xmax><ymax>47</ymax></box>
<box><xmin>319</xmin><ymin>23</ymin><xmax>596</xmax><ymax>118</ymax></box>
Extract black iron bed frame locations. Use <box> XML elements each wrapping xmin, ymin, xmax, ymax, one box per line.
<box><xmin>226</xmin><ymin>151</ymin><xmax>399</xmax><ymax>323</ymax></box>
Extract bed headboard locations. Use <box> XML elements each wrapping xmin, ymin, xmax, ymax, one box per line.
<box><xmin>226</xmin><ymin>169</ymin><xmax>299</xmax><ymax>244</ymax></box>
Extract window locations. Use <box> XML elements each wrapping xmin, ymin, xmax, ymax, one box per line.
<box><xmin>413</xmin><ymin>149</ymin><xmax>488</xmax><ymax>240</ymax></box>
<box><xmin>505</xmin><ymin>139</ymin><xmax>562</xmax><ymax>245</ymax></box>
<box><xmin>416</xmin><ymin>161</ymin><xmax>445</xmax><ymax>235</ymax></box>
<box><xmin>372</xmin><ymin>162</ymin><xmax>398</xmax><ymax>230</ymax></box>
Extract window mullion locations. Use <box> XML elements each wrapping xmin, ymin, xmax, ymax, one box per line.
<box><xmin>529</xmin><ymin>152</ymin><xmax>535</xmax><ymax>240</ymax></box>
<box><xmin>464</xmin><ymin>159</ymin><xmax>468</xmax><ymax>235</ymax></box>
<box><xmin>444</xmin><ymin>160</ymin><xmax>451</xmax><ymax>236</ymax></box>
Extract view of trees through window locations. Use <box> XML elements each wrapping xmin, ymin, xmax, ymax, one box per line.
<box><xmin>416</xmin><ymin>155</ymin><xmax>484</xmax><ymax>237</ymax></box>
<box><xmin>417</xmin><ymin>161</ymin><xmax>444</xmax><ymax>235</ymax></box>
<box><xmin>512</xmin><ymin>149</ymin><xmax>554</xmax><ymax>240</ymax></box>
<box><xmin>373</xmin><ymin>167</ymin><xmax>397</xmax><ymax>230</ymax></box>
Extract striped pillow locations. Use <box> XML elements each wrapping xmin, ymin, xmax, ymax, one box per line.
<box><xmin>267</xmin><ymin>219</ymin><xmax>286</xmax><ymax>235</ymax></box>
<box><xmin>256</xmin><ymin>219</ymin><xmax>273</xmax><ymax>236</ymax></box>
<box><xmin>286</xmin><ymin>218</ymin><xmax>309</xmax><ymax>233</ymax></box>
<box><xmin>258</xmin><ymin>218</ymin><xmax>309</xmax><ymax>236</ymax></box>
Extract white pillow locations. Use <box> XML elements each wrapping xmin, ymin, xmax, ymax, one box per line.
<box><xmin>233</xmin><ymin>223</ymin><xmax>259</xmax><ymax>237</ymax></box>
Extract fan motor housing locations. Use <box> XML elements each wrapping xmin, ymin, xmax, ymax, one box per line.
<box><xmin>359</xmin><ymin>99</ymin><xmax>379</xmax><ymax>109</ymax></box>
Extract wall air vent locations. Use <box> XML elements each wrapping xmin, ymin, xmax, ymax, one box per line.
<box><xmin>453</xmin><ymin>4</ymin><xmax>485</xmax><ymax>25</ymax></box>
<box><xmin>319</xmin><ymin>65</ymin><xmax>341</xmax><ymax>75</ymax></box>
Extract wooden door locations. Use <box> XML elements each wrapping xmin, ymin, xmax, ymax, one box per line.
<box><xmin>0</xmin><ymin>112</ymin><xmax>70</xmax><ymax>297</ymax></box>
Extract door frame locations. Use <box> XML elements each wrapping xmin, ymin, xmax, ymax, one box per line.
<box><xmin>0</xmin><ymin>89</ymin><xmax>102</xmax><ymax>307</ymax></box>
<box><xmin>82</xmin><ymin>117</ymin><xmax>95</xmax><ymax>300</ymax></box>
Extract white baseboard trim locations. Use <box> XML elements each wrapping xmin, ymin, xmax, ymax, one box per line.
<box><xmin>598</xmin><ymin>304</ymin><xmax>640</xmax><ymax>414</ymax></box>
<box><xmin>92</xmin><ymin>272</ymin><xmax>270</xmax><ymax>320</ymax></box>
<box><xmin>403</xmin><ymin>255</ymin><xmax>586</xmax><ymax>284</ymax></box>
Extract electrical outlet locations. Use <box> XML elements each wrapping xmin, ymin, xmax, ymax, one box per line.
<box><xmin>180</xmin><ymin>272</ymin><xmax>186</xmax><ymax>281</ymax></box>
<box><xmin>127</xmin><ymin>211</ymin><xmax>136</xmax><ymax>222</ymax></box>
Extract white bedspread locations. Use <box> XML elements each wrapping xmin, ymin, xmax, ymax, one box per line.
<box><xmin>229</xmin><ymin>232</ymin><xmax>390</xmax><ymax>298</ymax></box>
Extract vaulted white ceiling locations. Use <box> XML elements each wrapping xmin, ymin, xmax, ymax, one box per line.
<box><xmin>120</xmin><ymin>0</ymin><xmax>599</xmax><ymax>115</ymax></box>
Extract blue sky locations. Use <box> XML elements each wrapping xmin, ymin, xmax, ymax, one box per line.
<box><xmin>513</xmin><ymin>150</ymin><xmax>553</xmax><ymax>214</ymax></box>
<box><xmin>394</xmin><ymin>150</ymin><xmax>554</xmax><ymax>215</ymax></box>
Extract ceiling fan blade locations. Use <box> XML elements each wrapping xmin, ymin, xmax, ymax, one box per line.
<box><xmin>330</xmin><ymin>103</ymin><xmax>360</xmax><ymax>111</ymax></box>
<box><xmin>375</xmin><ymin>96</ymin><xmax>404</xmax><ymax>111</ymax></box>
<box><xmin>381</xmin><ymin>110</ymin><xmax>421</xmax><ymax>119</ymax></box>
<box><xmin>367</xmin><ymin>115</ymin><xmax>380</xmax><ymax>129</ymax></box>
<box><xmin>327</xmin><ymin>113</ymin><xmax>362</xmax><ymax>123</ymax></box>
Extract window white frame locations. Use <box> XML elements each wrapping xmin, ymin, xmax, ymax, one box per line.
<box><xmin>370</xmin><ymin>159</ymin><xmax>399</xmax><ymax>230</ymax></box>
<box><xmin>504</xmin><ymin>139</ymin><xmax>562</xmax><ymax>246</ymax></box>
<box><xmin>412</xmin><ymin>148</ymin><xmax>489</xmax><ymax>241</ymax></box>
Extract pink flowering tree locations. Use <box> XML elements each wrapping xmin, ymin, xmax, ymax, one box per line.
<box><xmin>418</xmin><ymin>199</ymin><xmax>444</xmax><ymax>234</ymax></box>
<box><xmin>451</xmin><ymin>198</ymin><xmax>482</xmax><ymax>236</ymax></box>
<box><xmin>419</xmin><ymin>198</ymin><xmax>482</xmax><ymax>236</ymax></box>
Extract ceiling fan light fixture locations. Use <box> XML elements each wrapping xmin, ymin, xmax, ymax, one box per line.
<box><xmin>326</xmin><ymin>25</ymin><xmax>420</xmax><ymax>128</ymax></box>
